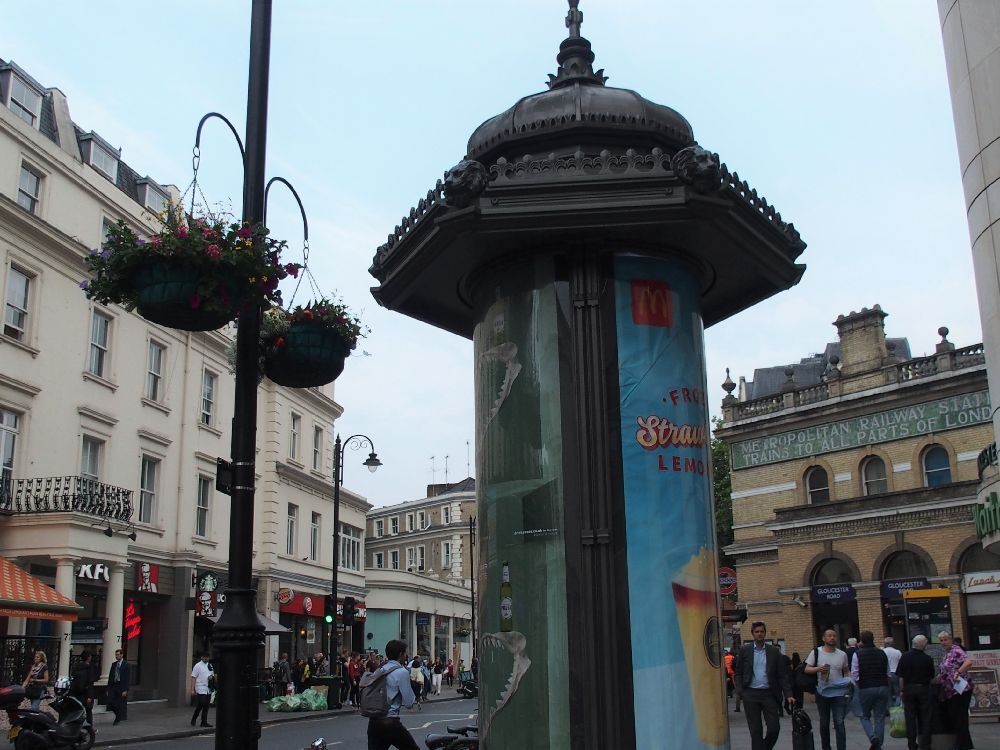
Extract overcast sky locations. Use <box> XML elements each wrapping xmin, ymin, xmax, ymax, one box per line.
<box><xmin>2</xmin><ymin>1</ymin><xmax>978</xmax><ymax>507</ymax></box>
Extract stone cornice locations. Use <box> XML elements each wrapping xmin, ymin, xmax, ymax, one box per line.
<box><xmin>274</xmin><ymin>461</ymin><xmax>372</xmax><ymax>512</ymax></box>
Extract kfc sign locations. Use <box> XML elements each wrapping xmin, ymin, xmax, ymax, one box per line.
<box><xmin>78</xmin><ymin>563</ymin><xmax>111</xmax><ymax>582</ymax></box>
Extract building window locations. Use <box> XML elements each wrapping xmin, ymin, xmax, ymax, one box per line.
<box><xmin>339</xmin><ymin>525</ymin><xmax>361</xmax><ymax>571</ymax></box>
<box><xmin>138</xmin><ymin>456</ymin><xmax>158</xmax><ymax>524</ymax></box>
<box><xmin>312</xmin><ymin>426</ymin><xmax>323</xmax><ymax>471</ymax></box>
<box><xmin>417</xmin><ymin>510</ymin><xmax>426</xmax><ymax>529</ymax></box>
<box><xmin>882</xmin><ymin>550</ymin><xmax>932</xmax><ymax>580</ymax></box>
<box><xmin>406</xmin><ymin>513</ymin><xmax>415</xmax><ymax>532</ymax></box>
<box><xmin>442</xmin><ymin>505</ymin><xmax>451</xmax><ymax>525</ymax></box>
<box><xmin>7</xmin><ymin>76</ymin><xmax>42</xmax><ymax>127</ymax></box>
<box><xmin>390</xmin><ymin>517</ymin><xmax>399</xmax><ymax>535</ymax></box>
<box><xmin>145</xmin><ymin>341</ymin><xmax>165</xmax><ymax>401</ymax></box>
<box><xmin>196</xmin><ymin>476</ymin><xmax>211</xmax><ymax>537</ymax></box>
<box><xmin>922</xmin><ymin>445</ymin><xmax>952</xmax><ymax>487</ymax></box>
<box><xmin>1</xmin><ymin>409</ymin><xmax>19</xmax><ymax>485</ymax></box>
<box><xmin>286</xmin><ymin>503</ymin><xmax>298</xmax><ymax>556</ymax></box>
<box><xmin>416</xmin><ymin>545</ymin><xmax>425</xmax><ymax>571</ymax></box>
<box><xmin>390</xmin><ymin>550</ymin><xmax>399</xmax><ymax>570</ymax></box>
<box><xmin>442</xmin><ymin>541</ymin><xmax>452</xmax><ymax>568</ymax></box>
<box><xmin>88</xmin><ymin>142</ymin><xmax>119</xmax><ymax>182</ymax></box>
<box><xmin>959</xmin><ymin>543</ymin><xmax>1000</xmax><ymax>573</ymax></box>
<box><xmin>88</xmin><ymin>310</ymin><xmax>111</xmax><ymax>377</ymax></box>
<box><xmin>375</xmin><ymin>519</ymin><xmax>384</xmax><ymax>538</ymax></box>
<box><xmin>806</xmin><ymin>466</ymin><xmax>830</xmax><ymax>504</ymax></box>
<box><xmin>138</xmin><ymin>182</ymin><xmax>167</xmax><ymax>214</ymax></box>
<box><xmin>289</xmin><ymin>413</ymin><xmax>301</xmax><ymax>461</ymax></box>
<box><xmin>374</xmin><ymin>552</ymin><xmax>384</xmax><ymax>569</ymax></box>
<box><xmin>201</xmin><ymin>371</ymin><xmax>216</xmax><ymax>426</ymax></box>
<box><xmin>17</xmin><ymin>164</ymin><xmax>41</xmax><ymax>214</ymax></box>
<box><xmin>811</xmin><ymin>557</ymin><xmax>854</xmax><ymax>586</ymax></box>
<box><xmin>861</xmin><ymin>456</ymin><xmax>887</xmax><ymax>496</ymax></box>
<box><xmin>80</xmin><ymin>436</ymin><xmax>102</xmax><ymax>481</ymax></box>
<box><xmin>4</xmin><ymin>266</ymin><xmax>30</xmax><ymax>341</ymax></box>
<box><xmin>406</xmin><ymin>547</ymin><xmax>415</xmax><ymax>570</ymax></box>
<box><xmin>310</xmin><ymin>512</ymin><xmax>321</xmax><ymax>562</ymax></box>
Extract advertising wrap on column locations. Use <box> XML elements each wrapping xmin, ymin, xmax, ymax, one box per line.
<box><xmin>614</xmin><ymin>255</ymin><xmax>726</xmax><ymax>749</ymax></box>
<box><xmin>473</xmin><ymin>258</ymin><xmax>570</xmax><ymax>749</ymax></box>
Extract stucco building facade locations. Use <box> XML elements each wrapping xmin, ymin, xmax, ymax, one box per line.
<box><xmin>716</xmin><ymin>306</ymin><xmax>999</xmax><ymax>658</ymax></box>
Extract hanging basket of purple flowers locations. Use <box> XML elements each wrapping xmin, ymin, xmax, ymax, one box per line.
<box><xmin>263</xmin><ymin>298</ymin><xmax>365</xmax><ymax>388</ymax></box>
<box><xmin>81</xmin><ymin>209</ymin><xmax>300</xmax><ymax>332</ymax></box>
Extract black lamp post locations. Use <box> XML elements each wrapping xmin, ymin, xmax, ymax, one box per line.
<box><xmin>330</xmin><ymin>434</ymin><xmax>381</xmax><ymax>661</ymax></box>
<box><xmin>468</xmin><ymin>516</ymin><xmax>476</xmax><ymax>661</ymax></box>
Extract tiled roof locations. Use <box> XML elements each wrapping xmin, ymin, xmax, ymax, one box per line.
<box><xmin>0</xmin><ymin>556</ymin><xmax>81</xmax><ymax>621</ymax></box>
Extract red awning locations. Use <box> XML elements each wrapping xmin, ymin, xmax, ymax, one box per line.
<box><xmin>0</xmin><ymin>557</ymin><xmax>82</xmax><ymax>622</ymax></box>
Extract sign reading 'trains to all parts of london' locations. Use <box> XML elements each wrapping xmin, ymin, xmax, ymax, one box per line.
<box><xmin>731</xmin><ymin>390</ymin><xmax>992</xmax><ymax>470</ymax></box>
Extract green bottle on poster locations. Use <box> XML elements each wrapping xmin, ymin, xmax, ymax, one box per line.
<box><xmin>500</xmin><ymin>561</ymin><xmax>513</xmax><ymax>632</ymax></box>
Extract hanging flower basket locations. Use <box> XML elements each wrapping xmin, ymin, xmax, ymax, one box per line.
<box><xmin>81</xmin><ymin>210</ymin><xmax>300</xmax><ymax>332</ymax></box>
<box><xmin>262</xmin><ymin>298</ymin><xmax>365</xmax><ymax>388</ymax></box>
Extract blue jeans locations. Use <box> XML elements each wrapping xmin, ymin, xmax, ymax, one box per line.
<box><xmin>858</xmin><ymin>686</ymin><xmax>890</xmax><ymax>746</ymax></box>
<box><xmin>815</xmin><ymin>693</ymin><xmax>849</xmax><ymax>750</ymax></box>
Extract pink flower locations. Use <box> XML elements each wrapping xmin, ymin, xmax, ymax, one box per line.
<box><xmin>177</xmin><ymin>225</ymin><xmax>189</xmax><ymax>239</ymax></box>
<box><xmin>202</xmin><ymin>228</ymin><xmax>217</xmax><ymax>239</ymax></box>
<box><xmin>284</xmin><ymin>263</ymin><xmax>299</xmax><ymax>278</ymax></box>
<box><xmin>205</xmin><ymin>244</ymin><xmax>222</xmax><ymax>259</ymax></box>
<box><xmin>236</xmin><ymin>226</ymin><xmax>253</xmax><ymax>239</ymax></box>
<box><xmin>189</xmin><ymin>293</ymin><xmax>202</xmax><ymax>310</ymax></box>
<box><xmin>150</xmin><ymin>236</ymin><xmax>162</xmax><ymax>245</ymax></box>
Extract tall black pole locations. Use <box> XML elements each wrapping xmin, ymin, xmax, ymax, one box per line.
<box><xmin>331</xmin><ymin>434</ymin><xmax>343</xmax><ymax>662</ymax></box>
<box><xmin>470</xmin><ymin>516</ymin><xmax>476</xmax><ymax>661</ymax></box>
<box><xmin>215</xmin><ymin>2</ymin><xmax>270</xmax><ymax>748</ymax></box>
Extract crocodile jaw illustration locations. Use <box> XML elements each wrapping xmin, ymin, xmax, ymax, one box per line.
<box><xmin>480</xmin><ymin>630</ymin><xmax>531</xmax><ymax>743</ymax></box>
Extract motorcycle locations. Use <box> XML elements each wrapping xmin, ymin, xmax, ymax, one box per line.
<box><xmin>0</xmin><ymin>680</ymin><xmax>94</xmax><ymax>750</ymax></box>
<box><xmin>457</xmin><ymin>678</ymin><xmax>477</xmax><ymax>699</ymax></box>
<box><xmin>425</xmin><ymin>723</ymin><xmax>478</xmax><ymax>750</ymax></box>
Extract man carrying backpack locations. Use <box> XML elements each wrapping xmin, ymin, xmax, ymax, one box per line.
<box><xmin>364</xmin><ymin>639</ymin><xmax>418</xmax><ymax>750</ymax></box>
<box><xmin>804</xmin><ymin>629</ymin><xmax>851</xmax><ymax>750</ymax></box>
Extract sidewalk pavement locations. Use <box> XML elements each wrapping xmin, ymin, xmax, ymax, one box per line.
<box><xmin>89</xmin><ymin>689</ymin><xmax>463</xmax><ymax>748</ymax></box>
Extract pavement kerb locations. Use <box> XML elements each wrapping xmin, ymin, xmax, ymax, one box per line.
<box><xmin>93</xmin><ymin>694</ymin><xmax>469</xmax><ymax>748</ymax></box>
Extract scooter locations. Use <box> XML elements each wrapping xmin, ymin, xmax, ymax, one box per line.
<box><xmin>457</xmin><ymin>678</ymin><xmax>477</xmax><ymax>699</ymax></box>
<box><xmin>0</xmin><ymin>681</ymin><xmax>95</xmax><ymax>750</ymax></box>
<box><xmin>425</xmin><ymin>723</ymin><xmax>478</xmax><ymax>750</ymax></box>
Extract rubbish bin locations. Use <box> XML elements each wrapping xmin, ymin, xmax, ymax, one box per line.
<box><xmin>306</xmin><ymin>676</ymin><xmax>341</xmax><ymax>709</ymax></box>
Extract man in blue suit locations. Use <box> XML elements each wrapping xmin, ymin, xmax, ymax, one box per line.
<box><xmin>735</xmin><ymin>621</ymin><xmax>794</xmax><ymax>750</ymax></box>
<box><xmin>107</xmin><ymin>649</ymin><xmax>130</xmax><ymax>725</ymax></box>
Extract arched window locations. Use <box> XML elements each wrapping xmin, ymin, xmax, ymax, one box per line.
<box><xmin>882</xmin><ymin>550</ymin><xmax>932</xmax><ymax>580</ymax></box>
<box><xmin>861</xmin><ymin>456</ymin><xmax>887</xmax><ymax>496</ymax></box>
<box><xmin>922</xmin><ymin>445</ymin><xmax>952</xmax><ymax>487</ymax></box>
<box><xmin>959</xmin><ymin>543</ymin><xmax>1000</xmax><ymax>573</ymax></box>
<box><xmin>806</xmin><ymin>466</ymin><xmax>830</xmax><ymax>504</ymax></box>
<box><xmin>812</xmin><ymin>558</ymin><xmax>854</xmax><ymax>585</ymax></box>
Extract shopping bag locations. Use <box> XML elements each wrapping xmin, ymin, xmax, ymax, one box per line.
<box><xmin>889</xmin><ymin>705</ymin><xmax>906</xmax><ymax>739</ymax></box>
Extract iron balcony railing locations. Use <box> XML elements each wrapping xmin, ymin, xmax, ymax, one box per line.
<box><xmin>0</xmin><ymin>475</ymin><xmax>133</xmax><ymax>522</ymax></box>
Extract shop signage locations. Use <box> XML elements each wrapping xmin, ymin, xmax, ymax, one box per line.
<box><xmin>196</xmin><ymin>591</ymin><xmax>216</xmax><ymax>617</ymax></box>
<box><xmin>731</xmin><ymin>390</ymin><xmax>991</xmax><ymax>469</ymax></box>
<box><xmin>718</xmin><ymin>567</ymin><xmax>737</xmax><ymax>596</ymax></box>
<box><xmin>124</xmin><ymin>600</ymin><xmax>141</xmax><ymax>640</ymax></box>
<box><xmin>333</xmin><ymin>599</ymin><xmax>367</xmax><ymax>622</ymax></box>
<box><xmin>978</xmin><ymin>442</ymin><xmax>997</xmax><ymax>480</ymax></box>
<box><xmin>279</xmin><ymin>592</ymin><xmax>318</xmax><ymax>616</ymax></box>
<box><xmin>71</xmin><ymin>619</ymin><xmax>106</xmax><ymax>644</ymax></box>
<box><xmin>416</xmin><ymin>613</ymin><xmax>431</xmax><ymax>626</ymax></box>
<box><xmin>275</xmin><ymin>588</ymin><xmax>294</xmax><ymax>605</ymax></box>
<box><xmin>195</xmin><ymin>571</ymin><xmax>225</xmax><ymax>617</ymax></box>
<box><xmin>974</xmin><ymin>490</ymin><xmax>1000</xmax><ymax>554</ymax></box>
<box><xmin>962</xmin><ymin>571</ymin><xmax>1000</xmax><ymax>594</ymax></box>
<box><xmin>77</xmin><ymin>563</ymin><xmax>111</xmax><ymax>582</ymax></box>
<box><xmin>810</xmin><ymin>584</ymin><xmax>856</xmax><ymax>603</ymax></box>
<box><xmin>880</xmin><ymin>578</ymin><xmax>930</xmax><ymax>599</ymax></box>
<box><xmin>135</xmin><ymin>562</ymin><xmax>159</xmax><ymax>592</ymax></box>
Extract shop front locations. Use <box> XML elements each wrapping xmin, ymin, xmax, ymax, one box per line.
<box><xmin>962</xmin><ymin>571</ymin><xmax>1000</xmax><ymax>650</ymax></box>
<box><xmin>879</xmin><ymin>577</ymin><xmax>930</xmax><ymax>648</ymax></box>
<box><xmin>810</xmin><ymin>583</ymin><xmax>858</xmax><ymax>647</ymax></box>
<box><xmin>277</xmin><ymin>590</ymin><xmax>329</xmax><ymax>662</ymax></box>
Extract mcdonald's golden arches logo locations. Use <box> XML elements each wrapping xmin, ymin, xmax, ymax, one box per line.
<box><xmin>630</xmin><ymin>279</ymin><xmax>673</xmax><ymax>327</ymax></box>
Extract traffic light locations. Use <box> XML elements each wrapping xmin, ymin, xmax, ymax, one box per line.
<box><xmin>342</xmin><ymin>596</ymin><xmax>356</xmax><ymax>626</ymax></box>
<box><xmin>324</xmin><ymin>594</ymin><xmax>336</xmax><ymax>624</ymax></box>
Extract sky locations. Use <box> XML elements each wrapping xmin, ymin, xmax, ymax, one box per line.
<box><xmin>1</xmin><ymin>1</ymin><xmax>980</xmax><ymax>507</ymax></box>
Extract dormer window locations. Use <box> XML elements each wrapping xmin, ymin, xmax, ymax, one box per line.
<box><xmin>137</xmin><ymin>179</ymin><xmax>168</xmax><ymax>214</ymax></box>
<box><xmin>2</xmin><ymin>68</ymin><xmax>43</xmax><ymax>128</ymax></box>
<box><xmin>80</xmin><ymin>134</ymin><xmax>120</xmax><ymax>182</ymax></box>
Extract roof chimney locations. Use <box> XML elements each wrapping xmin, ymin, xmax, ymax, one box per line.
<box><xmin>833</xmin><ymin>305</ymin><xmax>889</xmax><ymax>376</ymax></box>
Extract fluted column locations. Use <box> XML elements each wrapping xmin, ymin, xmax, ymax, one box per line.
<box><xmin>100</xmin><ymin>564</ymin><xmax>126</xmax><ymax>681</ymax></box>
<box><xmin>53</xmin><ymin>556</ymin><xmax>79</xmax><ymax>678</ymax></box>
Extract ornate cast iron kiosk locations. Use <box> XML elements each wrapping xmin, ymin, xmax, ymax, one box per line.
<box><xmin>370</xmin><ymin>3</ymin><xmax>806</xmax><ymax>748</ymax></box>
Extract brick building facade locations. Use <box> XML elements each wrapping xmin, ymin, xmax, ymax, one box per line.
<box><xmin>716</xmin><ymin>306</ymin><xmax>1000</xmax><ymax>658</ymax></box>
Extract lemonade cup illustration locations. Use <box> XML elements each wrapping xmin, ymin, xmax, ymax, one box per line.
<box><xmin>672</xmin><ymin>547</ymin><xmax>725</xmax><ymax>746</ymax></box>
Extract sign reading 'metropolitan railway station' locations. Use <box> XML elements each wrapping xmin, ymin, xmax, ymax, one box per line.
<box><xmin>731</xmin><ymin>390</ymin><xmax>992</xmax><ymax>469</ymax></box>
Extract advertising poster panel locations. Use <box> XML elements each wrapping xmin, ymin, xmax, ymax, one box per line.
<box><xmin>614</xmin><ymin>255</ymin><xmax>726</xmax><ymax>749</ymax></box>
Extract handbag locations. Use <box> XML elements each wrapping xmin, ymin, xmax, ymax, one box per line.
<box><xmin>24</xmin><ymin>683</ymin><xmax>43</xmax><ymax>700</ymax></box>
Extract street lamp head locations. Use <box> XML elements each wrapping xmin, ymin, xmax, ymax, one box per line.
<box><xmin>364</xmin><ymin>452</ymin><xmax>382</xmax><ymax>473</ymax></box>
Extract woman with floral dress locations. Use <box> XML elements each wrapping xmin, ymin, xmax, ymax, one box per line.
<box><xmin>934</xmin><ymin>631</ymin><xmax>974</xmax><ymax>750</ymax></box>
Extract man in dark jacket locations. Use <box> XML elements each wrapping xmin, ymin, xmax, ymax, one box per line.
<box><xmin>735</xmin><ymin>621</ymin><xmax>794</xmax><ymax>750</ymax></box>
<box><xmin>895</xmin><ymin>634</ymin><xmax>935</xmax><ymax>750</ymax></box>
<box><xmin>70</xmin><ymin>651</ymin><xmax>98</xmax><ymax>727</ymax></box>
<box><xmin>107</xmin><ymin>649</ymin><xmax>130</xmax><ymax>725</ymax></box>
<box><xmin>851</xmin><ymin>630</ymin><xmax>890</xmax><ymax>750</ymax></box>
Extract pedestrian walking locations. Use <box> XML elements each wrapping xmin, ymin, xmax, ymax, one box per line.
<box><xmin>349</xmin><ymin>653</ymin><xmax>363</xmax><ymax>707</ymax></box>
<box><xmin>882</xmin><ymin>637</ymin><xmax>902</xmax><ymax>707</ymax></box>
<box><xmin>106</xmin><ymin>648</ymin><xmax>130</xmax><ymax>725</ymax></box>
<box><xmin>432</xmin><ymin>659</ymin><xmax>444</xmax><ymax>695</ymax></box>
<box><xmin>896</xmin><ymin>634</ymin><xmax>934</xmax><ymax>750</ymax></box>
<box><xmin>190</xmin><ymin>652</ymin><xmax>214</xmax><ymax>728</ymax></box>
<box><xmin>22</xmin><ymin>650</ymin><xmax>49</xmax><ymax>711</ymax></box>
<box><xmin>734</xmin><ymin>621</ymin><xmax>794</xmax><ymax>750</ymax></box>
<box><xmin>365</xmin><ymin>640</ymin><xmax>418</xmax><ymax>750</ymax></box>
<box><xmin>275</xmin><ymin>653</ymin><xmax>291</xmax><ymax>697</ymax></box>
<box><xmin>420</xmin><ymin>660</ymin><xmax>431</xmax><ymax>700</ymax></box>
<box><xmin>70</xmin><ymin>650</ymin><xmax>98</xmax><ymax>729</ymax></box>
<box><xmin>851</xmin><ymin>630</ymin><xmax>891</xmax><ymax>750</ymax></box>
<box><xmin>805</xmin><ymin>629</ymin><xmax>851</xmax><ymax>750</ymax></box>
<box><xmin>724</xmin><ymin>649</ymin><xmax>736</xmax><ymax>700</ymax></box>
<box><xmin>445</xmin><ymin>659</ymin><xmax>455</xmax><ymax>688</ymax></box>
<box><xmin>934</xmin><ymin>631</ymin><xmax>973</xmax><ymax>750</ymax></box>
<box><xmin>409</xmin><ymin>658</ymin><xmax>424</xmax><ymax>704</ymax></box>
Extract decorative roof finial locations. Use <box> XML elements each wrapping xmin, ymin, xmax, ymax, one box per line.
<box><xmin>548</xmin><ymin>0</ymin><xmax>608</xmax><ymax>90</ymax></box>
<box><xmin>566</xmin><ymin>0</ymin><xmax>583</xmax><ymax>39</ymax></box>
